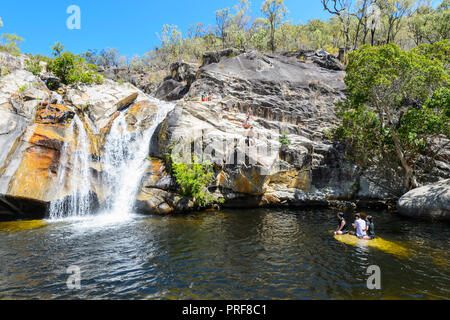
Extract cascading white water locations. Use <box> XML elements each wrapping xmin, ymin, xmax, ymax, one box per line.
<box><xmin>100</xmin><ymin>98</ymin><xmax>175</xmax><ymax>217</ymax></box>
<box><xmin>49</xmin><ymin>115</ymin><xmax>93</xmax><ymax>220</ymax></box>
<box><xmin>48</xmin><ymin>97</ymin><xmax>174</xmax><ymax>221</ymax></box>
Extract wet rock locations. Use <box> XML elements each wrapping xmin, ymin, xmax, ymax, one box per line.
<box><xmin>65</xmin><ymin>79</ymin><xmax>148</xmax><ymax>132</ymax></box>
<box><xmin>44</xmin><ymin>76</ymin><xmax>62</xmax><ymax>91</ymax></box>
<box><xmin>0</xmin><ymin>195</ymin><xmax>49</xmax><ymax>220</ymax></box>
<box><xmin>135</xmin><ymin>188</ymin><xmax>194</xmax><ymax>215</ymax></box>
<box><xmin>116</xmin><ymin>92</ymin><xmax>138</xmax><ymax>111</ymax></box>
<box><xmin>124</xmin><ymin>101</ymin><xmax>158</xmax><ymax>131</ymax></box>
<box><xmin>140</xmin><ymin>158</ymin><xmax>173</xmax><ymax>190</ymax></box>
<box><xmin>35</xmin><ymin>104</ymin><xmax>75</xmax><ymax>125</ymax></box>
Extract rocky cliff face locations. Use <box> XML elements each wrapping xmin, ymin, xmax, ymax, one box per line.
<box><xmin>1</xmin><ymin>49</ymin><xmax>446</xmax><ymax>220</ymax></box>
<box><xmin>0</xmin><ymin>53</ymin><xmax>160</xmax><ymax>220</ymax></box>
<box><xmin>136</xmin><ymin>49</ymin><xmax>392</xmax><ymax>214</ymax></box>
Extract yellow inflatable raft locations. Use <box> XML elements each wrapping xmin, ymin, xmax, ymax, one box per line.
<box><xmin>334</xmin><ymin>233</ymin><xmax>410</xmax><ymax>258</ymax></box>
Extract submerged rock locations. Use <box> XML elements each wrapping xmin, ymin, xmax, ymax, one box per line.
<box><xmin>398</xmin><ymin>180</ymin><xmax>450</xmax><ymax>220</ymax></box>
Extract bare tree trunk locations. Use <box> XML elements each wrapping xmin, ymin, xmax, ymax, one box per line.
<box><xmin>377</xmin><ymin>98</ymin><xmax>418</xmax><ymax>191</ymax></box>
<box><xmin>353</xmin><ymin>0</ymin><xmax>368</xmax><ymax>50</ymax></box>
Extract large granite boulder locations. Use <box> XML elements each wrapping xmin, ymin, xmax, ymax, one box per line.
<box><xmin>0</xmin><ymin>52</ymin><xmax>27</xmax><ymax>75</ymax></box>
<box><xmin>201</xmin><ymin>48</ymin><xmax>242</xmax><ymax>67</ymax></box>
<box><xmin>154</xmin><ymin>61</ymin><xmax>199</xmax><ymax>101</ymax></box>
<box><xmin>398</xmin><ymin>180</ymin><xmax>450</xmax><ymax>220</ymax></box>
<box><xmin>186</xmin><ymin>50</ymin><xmax>346</xmax><ymax>134</ymax></box>
<box><xmin>65</xmin><ymin>80</ymin><xmax>148</xmax><ymax>132</ymax></box>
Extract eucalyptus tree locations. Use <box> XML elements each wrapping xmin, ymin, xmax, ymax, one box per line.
<box><xmin>377</xmin><ymin>0</ymin><xmax>416</xmax><ymax>44</ymax></box>
<box><xmin>321</xmin><ymin>0</ymin><xmax>354</xmax><ymax>51</ymax></box>
<box><xmin>216</xmin><ymin>8</ymin><xmax>232</xmax><ymax>49</ymax></box>
<box><xmin>261</xmin><ymin>0</ymin><xmax>288</xmax><ymax>52</ymax></box>
<box><xmin>331</xmin><ymin>41</ymin><xmax>449</xmax><ymax>193</ymax></box>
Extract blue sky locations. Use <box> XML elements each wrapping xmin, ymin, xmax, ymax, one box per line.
<box><xmin>0</xmin><ymin>0</ymin><xmax>333</xmax><ymax>57</ymax></box>
<box><xmin>1</xmin><ymin>0</ymin><xmax>443</xmax><ymax>57</ymax></box>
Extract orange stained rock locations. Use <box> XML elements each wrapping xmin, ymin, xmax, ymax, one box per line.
<box><xmin>216</xmin><ymin>171</ymin><xmax>227</xmax><ymax>185</ymax></box>
<box><xmin>28</xmin><ymin>124</ymin><xmax>69</xmax><ymax>150</ymax></box>
<box><xmin>236</xmin><ymin>172</ymin><xmax>265</xmax><ymax>194</ymax></box>
<box><xmin>8</xmin><ymin>145</ymin><xmax>59</xmax><ymax>201</ymax></box>
<box><xmin>126</xmin><ymin>101</ymin><xmax>158</xmax><ymax>117</ymax></box>
<box><xmin>35</xmin><ymin>104</ymin><xmax>74</xmax><ymax>125</ymax></box>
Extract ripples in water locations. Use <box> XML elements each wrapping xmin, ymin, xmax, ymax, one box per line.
<box><xmin>0</xmin><ymin>208</ymin><xmax>449</xmax><ymax>299</ymax></box>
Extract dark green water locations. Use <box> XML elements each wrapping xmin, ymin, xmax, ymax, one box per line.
<box><xmin>0</xmin><ymin>208</ymin><xmax>449</xmax><ymax>299</ymax></box>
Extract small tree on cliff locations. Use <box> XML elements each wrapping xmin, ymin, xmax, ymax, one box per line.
<box><xmin>48</xmin><ymin>42</ymin><xmax>103</xmax><ymax>85</ymax></box>
<box><xmin>0</xmin><ymin>34</ymin><xmax>23</xmax><ymax>56</ymax></box>
<box><xmin>331</xmin><ymin>41</ymin><xmax>449</xmax><ymax>194</ymax></box>
<box><xmin>169</xmin><ymin>155</ymin><xmax>222</xmax><ymax>207</ymax></box>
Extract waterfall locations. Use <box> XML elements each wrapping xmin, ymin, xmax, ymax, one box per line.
<box><xmin>48</xmin><ymin>97</ymin><xmax>174</xmax><ymax>220</ymax></box>
<box><xmin>49</xmin><ymin>116</ymin><xmax>93</xmax><ymax>220</ymax></box>
<box><xmin>99</xmin><ymin>97</ymin><xmax>175</xmax><ymax>217</ymax></box>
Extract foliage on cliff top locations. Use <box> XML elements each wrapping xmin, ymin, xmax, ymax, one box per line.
<box><xmin>331</xmin><ymin>40</ymin><xmax>449</xmax><ymax>194</ymax></box>
<box><xmin>48</xmin><ymin>42</ymin><xmax>103</xmax><ymax>85</ymax></box>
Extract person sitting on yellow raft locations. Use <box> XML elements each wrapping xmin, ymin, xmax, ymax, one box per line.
<box><xmin>352</xmin><ymin>214</ymin><xmax>375</xmax><ymax>240</ymax></box>
<box><xmin>364</xmin><ymin>215</ymin><xmax>375</xmax><ymax>240</ymax></box>
<box><xmin>334</xmin><ymin>212</ymin><xmax>348</xmax><ymax>235</ymax></box>
<box><xmin>334</xmin><ymin>214</ymin><xmax>410</xmax><ymax>257</ymax></box>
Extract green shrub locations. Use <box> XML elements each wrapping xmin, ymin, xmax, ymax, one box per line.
<box><xmin>0</xmin><ymin>66</ymin><xmax>10</xmax><ymax>77</ymax></box>
<box><xmin>169</xmin><ymin>155</ymin><xmax>221</xmax><ymax>207</ymax></box>
<box><xmin>17</xmin><ymin>84</ymin><xmax>28</xmax><ymax>93</ymax></box>
<box><xmin>279</xmin><ymin>132</ymin><xmax>291</xmax><ymax>146</ymax></box>
<box><xmin>48</xmin><ymin>42</ymin><xmax>104</xmax><ymax>85</ymax></box>
<box><xmin>25</xmin><ymin>56</ymin><xmax>42</xmax><ymax>76</ymax></box>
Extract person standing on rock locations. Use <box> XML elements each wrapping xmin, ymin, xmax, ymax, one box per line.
<box><xmin>201</xmin><ymin>91</ymin><xmax>207</xmax><ymax>102</ymax></box>
<box><xmin>334</xmin><ymin>212</ymin><xmax>348</xmax><ymax>235</ymax></box>
<box><xmin>247</xmin><ymin>107</ymin><xmax>254</xmax><ymax>121</ymax></box>
<box><xmin>352</xmin><ymin>214</ymin><xmax>367</xmax><ymax>239</ymax></box>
